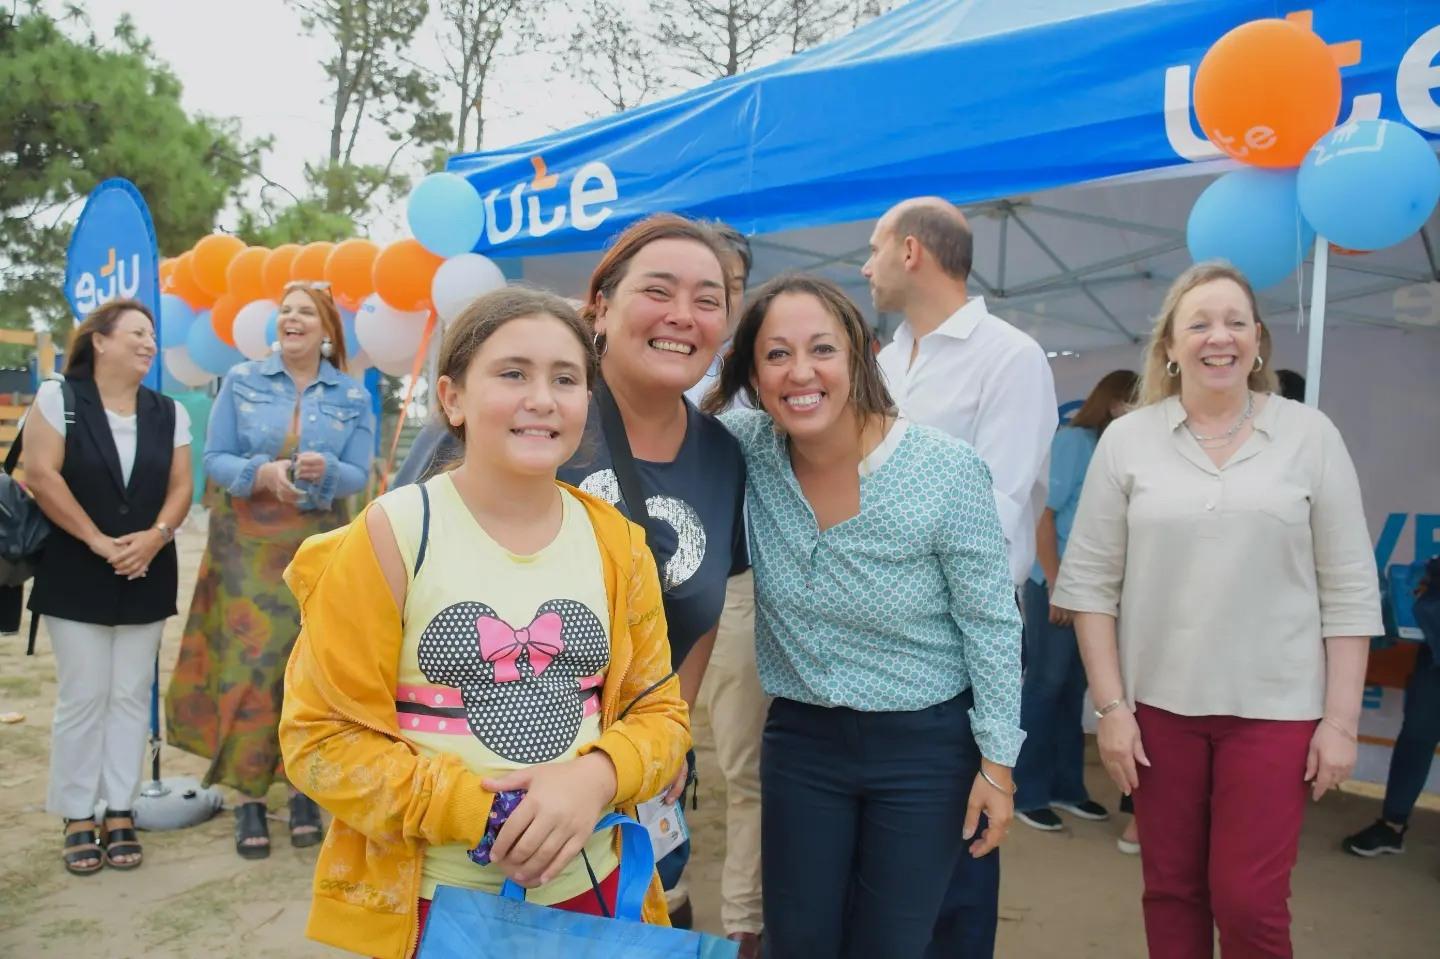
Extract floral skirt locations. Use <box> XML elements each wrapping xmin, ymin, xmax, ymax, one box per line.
<box><xmin>164</xmin><ymin>487</ymin><xmax>348</xmax><ymax>796</ymax></box>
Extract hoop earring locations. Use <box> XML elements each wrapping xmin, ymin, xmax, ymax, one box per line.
<box><xmin>1253</xmin><ymin>354</ymin><xmax>1264</xmax><ymax>372</ymax></box>
<box><xmin>1165</xmin><ymin>360</ymin><xmax>1180</xmax><ymax>377</ymax></box>
<box><xmin>320</xmin><ymin>336</ymin><xmax>334</xmax><ymax>359</ymax></box>
<box><xmin>593</xmin><ymin>332</ymin><xmax>608</xmax><ymax>358</ymax></box>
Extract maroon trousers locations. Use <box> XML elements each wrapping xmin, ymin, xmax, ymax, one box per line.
<box><xmin>1132</xmin><ymin>704</ymin><xmax>1316</xmax><ymax>959</ymax></box>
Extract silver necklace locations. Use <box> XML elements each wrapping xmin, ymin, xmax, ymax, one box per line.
<box><xmin>1185</xmin><ymin>392</ymin><xmax>1254</xmax><ymax>447</ymax></box>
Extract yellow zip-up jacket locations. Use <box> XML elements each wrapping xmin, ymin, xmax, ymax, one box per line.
<box><xmin>279</xmin><ymin>485</ymin><xmax>690</xmax><ymax>959</ymax></box>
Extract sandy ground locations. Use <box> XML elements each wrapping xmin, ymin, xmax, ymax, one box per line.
<box><xmin>1</xmin><ymin>512</ymin><xmax>1438</xmax><ymax>958</ymax></box>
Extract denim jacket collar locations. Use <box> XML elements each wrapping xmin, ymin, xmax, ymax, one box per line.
<box><xmin>258</xmin><ymin>351</ymin><xmax>343</xmax><ymax>388</ymax></box>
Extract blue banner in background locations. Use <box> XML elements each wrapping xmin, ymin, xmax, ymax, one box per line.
<box><xmin>65</xmin><ymin>178</ymin><xmax>162</xmax><ymax>391</ymax></box>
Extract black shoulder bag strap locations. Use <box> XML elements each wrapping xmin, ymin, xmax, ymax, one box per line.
<box><xmin>594</xmin><ymin>381</ymin><xmax>659</xmax><ymax>546</ymax></box>
<box><xmin>21</xmin><ymin>381</ymin><xmax>75</xmax><ymax>655</ymax></box>
<box><xmin>413</xmin><ymin>483</ymin><xmax>431</xmax><ymax>577</ymax></box>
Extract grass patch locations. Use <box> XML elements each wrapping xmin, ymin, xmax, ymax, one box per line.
<box><xmin>38</xmin><ymin>916</ymin><xmax>102</xmax><ymax>944</ymax></box>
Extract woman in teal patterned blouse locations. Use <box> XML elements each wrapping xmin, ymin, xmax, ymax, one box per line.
<box><xmin>702</xmin><ymin>274</ymin><xmax>1023</xmax><ymax>959</ymax></box>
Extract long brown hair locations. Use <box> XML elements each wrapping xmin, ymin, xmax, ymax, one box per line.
<box><xmin>1136</xmin><ymin>262</ymin><xmax>1278</xmax><ymax>406</ymax></box>
<box><xmin>702</xmin><ymin>273</ymin><xmax>895</xmax><ymax>421</ymax></box>
<box><xmin>1069</xmin><ymin>370</ymin><xmax>1139</xmax><ymax>435</ymax></box>
<box><xmin>436</xmin><ymin>287</ymin><xmax>597</xmax><ymax>446</ymax></box>
<box><xmin>65</xmin><ymin>298</ymin><xmax>154</xmax><ymax>379</ymax></box>
<box><xmin>281</xmin><ymin>282</ymin><xmax>349</xmax><ymax>373</ymax></box>
<box><xmin>580</xmin><ymin>214</ymin><xmax>733</xmax><ymax>335</ymax></box>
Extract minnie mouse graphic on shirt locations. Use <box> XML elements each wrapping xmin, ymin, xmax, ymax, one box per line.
<box><xmin>402</xmin><ymin>598</ymin><xmax>610</xmax><ymax>764</ymax></box>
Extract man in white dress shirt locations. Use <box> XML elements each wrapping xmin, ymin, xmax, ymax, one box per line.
<box><xmin>864</xmin><ymin>196</ymin><xmax>1057</xmax><ymax>959</ymax></box>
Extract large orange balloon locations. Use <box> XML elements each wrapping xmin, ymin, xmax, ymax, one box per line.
<box><xmin>1194</xmin><ymin>19</ymin><xmax>1341</xmax><ymax>169</ymax></box>
<box><xmin>261</xmin><ymin>244</ymin><xmax>302</xmax><ymax>300</ymax></box>
<box><xmin>325</xmin><ymin>239</ymin><xmax>380</xmax><ymax>310</ymax></box>
<box><xmin>158</xmin><ymin>257</ymin><xmax>177</xmax><ymax>293</ymax></box>
<box><xmin>210</xmin><ymin>294</ymin><xmax>242</xmax><ymax>347</ymax></box>
<box><xmin>170</xmin><ymin>252</ymin><xmax>215</xmax><ymax>309</ymax></box>
<box><xmin>291</xmin><ymin>241</ymin><xmax>335</xmax><ymax>284</ymax></box>
<box><xmin>192</xmin><ymin>234</ymin><xmax>246</xmax><ymax>296</ymax></box>
<box><xmin>373</xmin><ymin>239</ymin><xmax>443</xmax><ymax>312</ymax></box>
<box><xmin>225</xmin><ymin>246</ymin><xmax>270</xmax><ymax>304</ymax></box>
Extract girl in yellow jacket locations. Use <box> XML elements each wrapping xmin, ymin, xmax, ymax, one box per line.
<box><xmin>279</xmin><ymin>287</ymin><xmax>690</xmax><ymax>959</ymax></box>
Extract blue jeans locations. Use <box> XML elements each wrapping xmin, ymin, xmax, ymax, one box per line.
<box><xmin>1013</xmin><ymin>579</ymin><xmax>1091</xmax><ymax>813</ymax></box>
<box><xmin>925</xmin><ymin>832</ymin><xmax>999</xmax><ymax>959</ymax></box>
<box><xmin>1382</xmin><ymin>644</ymin><xmax>1440</xmax><ymax>825</ymax></box>
<box><xmin>761</xmin><ymin>692</ymin><xmax>982</xmax><ymax>959</ymax></box>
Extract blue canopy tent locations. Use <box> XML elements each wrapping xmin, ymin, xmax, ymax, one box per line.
<box><xmin>446</xmin><ymin>0</ymin><xmax>1440</xmax><ymax>355</ymax></box>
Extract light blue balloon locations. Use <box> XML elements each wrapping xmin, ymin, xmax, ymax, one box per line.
<box><xmin>264</xmin><ymin>309</ymin><xmax>278</xmax><ymax>349</ymax></box>
<box><xmin>186</xmin><ymin>309</ymin><xmax>245</xmax><ymax>375</ymax></box>
<box><xmin>407</xmin><ymin>172</ymin><xmax>486</xmax><ymax>258</ymax></box>
<box><xmin>1187</xmin><ymin>169</ymin><xmax>1315</xmax><ymax>290</ymax></box>
<box><xmin>1298</xmin><ymin>119</ymin><xmax>1440</xmax><ymax>252</ymax></box>
<box><xmin>158</xmin><ymin>294</ymin><xmax>196</xmax><ymax>349</ymax></box>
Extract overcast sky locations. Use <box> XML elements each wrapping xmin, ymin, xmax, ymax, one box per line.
<box><xmin>76</xmin><ymin>0</ymin><xmax>621</xmax><ymax>243</ymax></box>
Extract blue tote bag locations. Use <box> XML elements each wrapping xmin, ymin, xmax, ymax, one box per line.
<box><xmin>419</xmin><ymin>813</ymin><xmax>738</xmax><ymax>958</ymax></box>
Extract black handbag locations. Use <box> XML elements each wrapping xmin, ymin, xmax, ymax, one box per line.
<box><xmin>0</xmin><ymin>381</ymin><xmax>74</xmax><ymax>587</ymax></box>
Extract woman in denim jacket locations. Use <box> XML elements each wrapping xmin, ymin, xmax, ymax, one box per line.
<box><xmin>165</xmin><ymin>282</ymin><xmax>375</xmax><ymax>859</ymax></box>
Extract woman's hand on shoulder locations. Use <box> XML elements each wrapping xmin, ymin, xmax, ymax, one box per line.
<box><xmin>482</xmin><ymin>752</ymin><xmax>618</xmax><ymax>888</ymax></box>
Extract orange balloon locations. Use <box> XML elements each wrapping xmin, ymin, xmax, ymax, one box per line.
<box><xmin>325</xmin><ymin>239</ymin><xmax>380</xmax><ymax>310</ymax></box>
<box><xmin>170</xmin><ymin>252</ymin><xmax>215</xmax><ymax>309</ymax></box>
<box><xmin>1194</xmin><ymin>19</ymin><xmax>1341</xmax><ymax>169</ymax></box>
<box><xmin>192</xmin><ymin>234</ymin><xmax>246</xmax><ymax>296</ymax></box>
<box><xmin>158</xmin><ymin>257</ymin><xmax>177</xmax><ymax>293</ymax></box>
<box><xmin>210</xmin><ymin>294</ymin><xmax>242</xmax><ymax>347</ymax></box>
<box><xmin>372</xmin><ymin>239</ymin><xmax>443</xmax><ymax>312</ymax></box>
<box><xmin>225</xmin><ymin>246</ymin><xmax>270</xmax><ymax>304</ymax></box>
<box><xmin>291</xmin><ymin>241</ymin><xmax>335</xmax><ymax>283</ymax></box>
<box><xmin>261</xmin><ymin>244</ymin><xmax>302</xmax><ymax>300</ymax></box>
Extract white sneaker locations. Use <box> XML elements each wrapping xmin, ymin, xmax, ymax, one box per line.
<box><xmin>1116</xmin><ymin>836</ymin><xmax>1141</xmax><ymax>855</ymax></box>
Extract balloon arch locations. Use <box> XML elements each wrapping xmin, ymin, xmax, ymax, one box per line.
<box><xmin>156</xmin><ymin>172</ymin><xmax>505</xmax><ymax>390</ymax></box>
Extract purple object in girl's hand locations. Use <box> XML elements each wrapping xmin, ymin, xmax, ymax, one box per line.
<box><xmin>468</xmin><ymin>789</ymin><xmax>525</xmax><ymax>866</ymax></box>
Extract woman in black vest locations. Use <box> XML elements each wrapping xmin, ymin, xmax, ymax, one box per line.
<box><xmin>23</xmin><ymin>298</ymin><xmax>193</xmax><ymax>876</ymax></box>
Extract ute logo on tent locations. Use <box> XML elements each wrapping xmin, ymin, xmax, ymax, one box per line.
<box><xmin>477</xmin><ymin>155</ymin><xmax>620</xmax><ymax>249</ymax></box>
<box><xmin>1164</xmin><ymin>9</ymin><xmax>1440</xmax><ymax>162</ymax></box>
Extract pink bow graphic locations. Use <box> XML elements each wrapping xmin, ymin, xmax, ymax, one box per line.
<box><xmin>477</xmin><ymin>612</ymin><xmax>565</xmax><ymax>682</ymax></box>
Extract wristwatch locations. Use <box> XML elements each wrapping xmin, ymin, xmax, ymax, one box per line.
<box><xmin>154</xmin><ymin>522</ymin><xmax>175</xmax><ymax>544</ymax></box>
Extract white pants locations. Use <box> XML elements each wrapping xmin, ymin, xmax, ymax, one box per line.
<box><xmin>45</xmin><ymin>616</ymin><xmax>165</xmax><ymax>819</ymax></box>
<box><xmin>697</xmin><ymin>570</ymin><xmax>769</xmax><ymax>935</ymax></box>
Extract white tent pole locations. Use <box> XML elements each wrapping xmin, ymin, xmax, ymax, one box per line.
<box><xmin>1304</xmin><ymin>236</ymin><xmax>1329</xmax><ymax>408</ymax></box>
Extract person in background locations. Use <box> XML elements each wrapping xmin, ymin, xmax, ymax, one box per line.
<box><xmin>165</xmin><ymin>281</ymin><xmax>375</xmax><ymax>860</ymax></box>
<box><xmin>1277</xmin><ymin>368</ymin><xmax>1306</xmax><ymax>402</ymax></box>
<box><xmin>24</xmin><ymin>299</ymin><xmax>193</xmax><ymax>876</ymax></box>
<box><xmin>279</xmin><ymin>288</ymin><xmax>688</xmax><ymax>959</ymax></box>
<box><xmin>706</xmin><ymin>274</ymin><xmax>1021</xmax><ymax>959</ymax></box>
<box><xmin>687</xmin><ymin>224</ymin><xmax>768</xmax><ymax>958</ymax></box>
<box><xmin>1014</xmin><ymin>370</ymin><xmax>1137</xmax><ymax>834</ymax></box>
<box><xmin>1054</xmin><ymin>262</ymin><xmax>1380</xmax><ymax>958</ymax></box>
<box><xmin>1342</xmin><ymin>558</ymin><xmax>1440</xmax><ymax>858</ymax></box>
<box><xmin>864</xmin><ymin>195</ymin><xmax>1056</xmax><ymax>958</ymax></box>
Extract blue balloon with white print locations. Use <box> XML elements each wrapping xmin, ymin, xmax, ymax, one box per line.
<box><xmin>1298</xmin><ymin>119</ymin><xmax>1440</xmax><ymax>252</ymax></box>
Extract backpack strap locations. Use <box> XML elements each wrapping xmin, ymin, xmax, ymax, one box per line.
<box><xmin>413</xmin><ymin>482</ymin><xmax>431</xmax><ymax>577</ymax></box>
<box><xmin>5</xmin><ymin>379</ymin><xmax>75</xmax><ymax>476</ymax></box>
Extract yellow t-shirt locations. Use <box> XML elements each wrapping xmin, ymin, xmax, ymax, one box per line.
<box><xmin>379</xmin><ymin>474</ymin><xmax>619</xmax><ymax>901</ymax></box>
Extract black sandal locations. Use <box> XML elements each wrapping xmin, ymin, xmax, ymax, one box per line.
<box><xmin>288</xmin><ymin>792</ymin><xmax>324</xmax><ymax>848</ymax></box>
<box><xmin>62</xmin><ymin>819</ymin><xmax>103</xmax><ymax>876</ymax></box>
<box><xmin>101</xmin><ymin>809</ymin><xmax>143</xmax><ymax>870</ymax></box>
<box><xmin>234</xmin><ymin>801</ymin><xmax>271</xmax><ymax>860</ymax></box>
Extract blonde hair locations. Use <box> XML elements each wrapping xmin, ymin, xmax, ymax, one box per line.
<box><xmin>1136</xmin><ymin>261</ymin><xmax>1278</xmax><ymax>406</ymax></box>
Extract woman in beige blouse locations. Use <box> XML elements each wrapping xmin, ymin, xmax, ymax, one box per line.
<box><xmin>1052</xmin><ymin>262</ymin><xmax>1381</xmax><ymax>959</ymax></box>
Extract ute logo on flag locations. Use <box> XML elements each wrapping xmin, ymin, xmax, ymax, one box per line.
<box><xmin>65</xmin><ymin>177</ymin><xmax>163</xmax><ymax>389</ymax></box>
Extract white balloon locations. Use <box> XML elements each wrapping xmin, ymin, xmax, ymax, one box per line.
<box><xmin>371</xmin><ymin>351</ymin><xmax>418</xmax><ymax>377</ymax></box>
<box><xmin>165</xmin><ymin>346</ymin><xmax>215</xmax><ymax>388</ymax></box>
<box><xmin>233</xmin><ymin>299</ymin><xmax>278</xmax><ymax>361</ymax></box>
<box><xmin>432</xmin><ymin>253</ymin><xmax>507</xmax><ymax>326</ymax></box>
<box><xmin>355</xmin><ymin>293</ymin><xmax>430</xmax><ymax>362</ymax></box>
